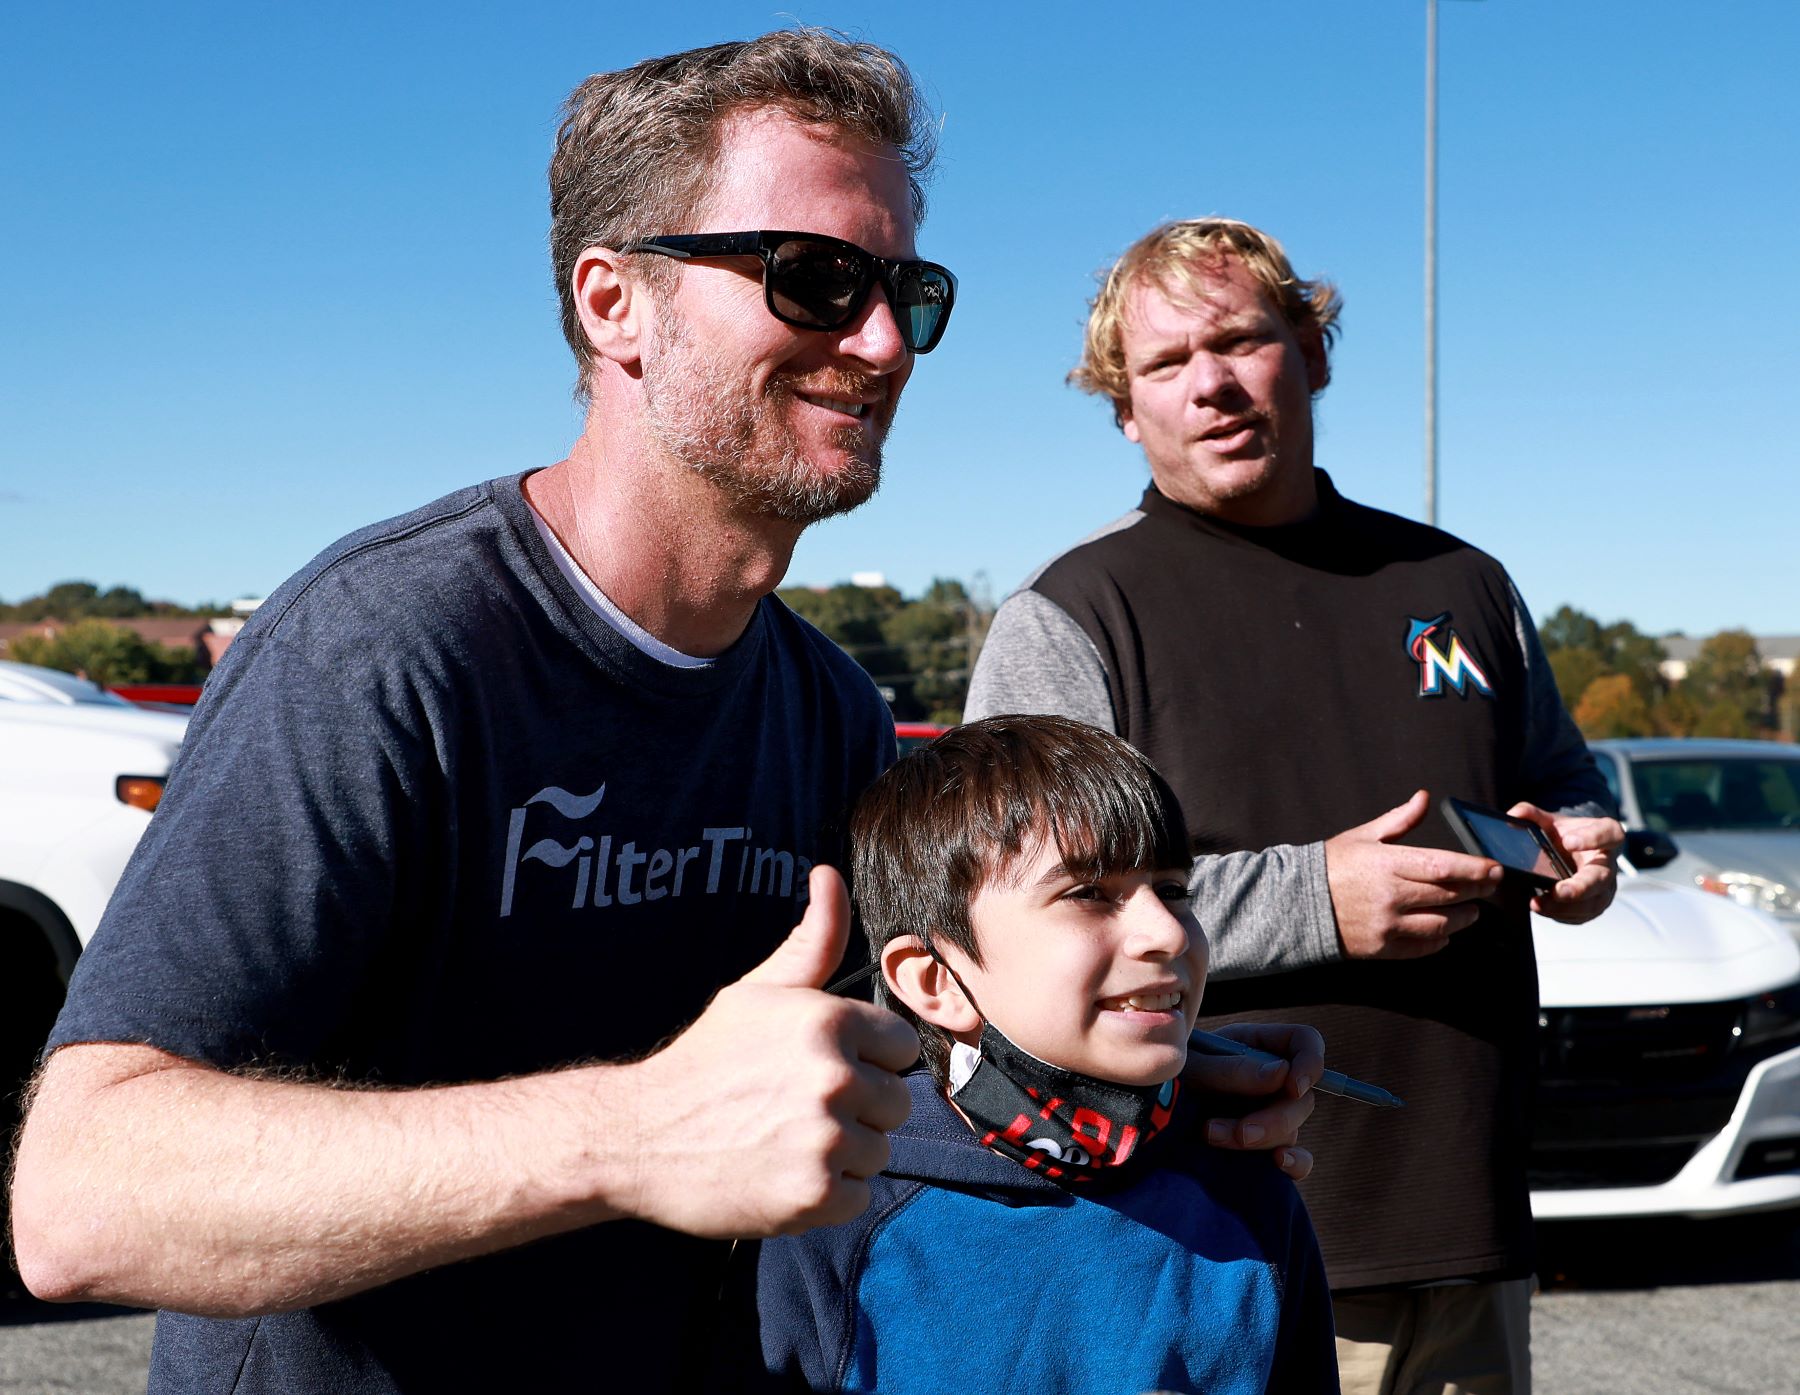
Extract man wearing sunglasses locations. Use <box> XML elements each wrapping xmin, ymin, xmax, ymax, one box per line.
<box><xmin>11</xmin><ymin>32</ymin><xmax>1315</xmax><ymax>1395</ymax></box>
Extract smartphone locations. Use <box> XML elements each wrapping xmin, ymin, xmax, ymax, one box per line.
<box><xmin>1440</xmin><ymin>797</ymin><xmax>1574</xmax><ymax>893</ymax></box>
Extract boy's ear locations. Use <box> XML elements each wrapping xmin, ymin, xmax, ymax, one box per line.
<box><xmin>881</xmin><ymin>936</ymin><xmax>981</xmax><ymax>1034</ymax></box>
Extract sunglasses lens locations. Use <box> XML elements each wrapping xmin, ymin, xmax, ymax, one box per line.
<box><xmin>895</xmin><ymin>266</ymin><xmax>954</xmax><ymax>352</ymax></box>
<box><xmin>768</xmin><ymin>239</ymin><xmax>867</xmax><ymax>328</ymax></box>
<box><xmin>766</xmin><ymin>237</ymin><xmax>954</xmax><ymax>352</ymax></box>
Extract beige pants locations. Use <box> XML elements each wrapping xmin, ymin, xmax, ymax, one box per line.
<box><xmin>1333</xmin><ymin>1278</ymin><xmax>1533</xmax><ymax>1395</ymax></box>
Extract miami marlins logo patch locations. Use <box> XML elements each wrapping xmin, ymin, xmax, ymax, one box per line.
<box><xmin>1405</xmin><ymin>612</ymin><xmax>1493</xmax><ymax>698</ymax></box>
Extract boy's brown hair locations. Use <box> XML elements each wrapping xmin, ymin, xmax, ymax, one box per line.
<box><xmin>850</xmin><ymin>715</ymin><xmax>1191</xmax><ymax>1082</ymax></box>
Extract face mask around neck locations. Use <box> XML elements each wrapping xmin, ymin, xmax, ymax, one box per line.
<box><xmin>947</xmin><ymin>1022</ymin><xmax>1179</xmax><ymax>1185</ymax></box>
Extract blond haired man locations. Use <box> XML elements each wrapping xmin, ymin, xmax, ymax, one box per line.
<box><xmin>967</xmin><ymin>218</ymin><xmax>1624</xmax><ymax>1394</ymax></box>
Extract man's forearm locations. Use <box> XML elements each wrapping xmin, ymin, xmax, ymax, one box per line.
<box><xmin>12</xmin><ymin>894</ymin><xmax>917</xmax><ymax>1319</ymax></box>
<box><xmin>10</xmin><ymin>1042</ymin><xmax>643</xmax><ymax>1316</ymax></box>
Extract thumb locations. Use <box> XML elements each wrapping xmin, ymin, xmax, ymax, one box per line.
<box><xmin>1361</xmin><ymin>789</ymin><xmax>1431</xmax><ymax>843</ymax></box>
<box><xmin>740</xmin><ymin>863</ymin><xmax>851</xmax><ymax>990</ymax></box>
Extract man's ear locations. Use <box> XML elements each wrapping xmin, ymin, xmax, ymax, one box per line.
<box><xmin>882</xmin><ymin>936</ymin><xmax>981</xmax><ymax>1034</ymax></box>
<box><xmin>1298</xmin><ymin>325</ymin><xmax>1330</xmax><ymax>395</ymax></box>
<box><xmin>571</xmin><ymin>245</ymin><xmax>646</xmax><ymax>371</ymax></box>
<box><xmin>1118</xmin><ymin>399</ymin><xmax>1140</xmax><ymax>443</ymax></box>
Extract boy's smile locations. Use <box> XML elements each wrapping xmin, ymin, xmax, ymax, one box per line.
<box><xmin>943</xmin><ymin>836</ymin><xmax>1209</xmax><ymax>1087</ymax></box>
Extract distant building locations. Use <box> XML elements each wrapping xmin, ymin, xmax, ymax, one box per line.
<box><xmin>0</xmin><ymin>613</ymin><xmax>254</xmax><ymax>672</ymax></box>
<box><xmin>1658</xmin><ymin>634</ymin><xmax>1800</xmax><ymax>684</ymax></box>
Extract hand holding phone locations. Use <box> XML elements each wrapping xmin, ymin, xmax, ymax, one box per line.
<box><xmin>1439</xmin><ymin>797</ymin><xmax>1574</xmax><ymax>893</ymax></box>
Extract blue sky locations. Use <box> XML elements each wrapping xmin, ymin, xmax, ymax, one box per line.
<box><xmin>4</xmin><ymin>1</ymin><xmax>1795</xmax><ymax>638</ymax></box>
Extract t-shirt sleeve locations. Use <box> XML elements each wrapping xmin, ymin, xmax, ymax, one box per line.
<box><xmin>48</xmin><ymin>629</ymin><xmax>433</xmax><ymax>1070</ymax></box>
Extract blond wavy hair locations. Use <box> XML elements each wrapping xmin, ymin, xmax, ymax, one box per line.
<box><xmin>1071</xmin><ymin>218</ymin><xmax>1342</xmax><ymax>425</ymax></box>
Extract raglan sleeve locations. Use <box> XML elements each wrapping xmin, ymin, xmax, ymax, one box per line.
<box><xmin>967</xmin><ymin>589</ymin><xmax>1342</xmax><ymax>976</ymax></box>
<box><xmin>751</xmin><ymin>1231</ymin><xmax>855</xmax><ymax>1393</ymax></box>
<box><xmin>1188</xmin><ymin>844</ymin><xmax>1342</xmax><ymax>978</ymax></box>
<box><xmin>1507</xmin><ymin>577</ymin><xmax>1614</xmax><ymax>818</ymax></box>
<box><xmin>964</xmin><ymin>590</ymin><xmax>1118</xmax><ymax>730</ymax></box>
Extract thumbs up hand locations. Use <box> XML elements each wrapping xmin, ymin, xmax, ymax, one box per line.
<box><xmin>621</xmin><ymin>865</ymin><xmax>919</xmax><ymax>1238</ymax></box>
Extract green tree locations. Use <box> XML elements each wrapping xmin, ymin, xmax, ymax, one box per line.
<box><xmin>777</xmin><ymin>577</ymin><xmax>990</xmax><ymax>723</ymax></box>
<box><xmin>1548</xmin><ymin>649</ymin><xmax>1607</xmax><ymax>714</ymax></box>
<box><xmin>778</xmin><ymin>583</ymin><xmax>902</xmax><ymax>648</ymax></box>
<box><xmin>8</xmin><ymin>619</ymin><xmax>203</xmax><ymax>687</ymax></box>
<box><xmin>1682</xmin><ymin>629</ymin><xmax>1770</xmax><ymax>735</ymax></box>
<box><xmin>90</xmin><ymin>584</ymin><xmax>154</xmax><ymax>617</ymax></box>
<box><xmin>1692</xmin><ymin>699</ymin><xmax>1757</xmax><ymax>739</ymax></box>
<box><xmin>1657</xmin><ymin>684</ymin><xmax>1701</xmax><ymax>737</ymax></box>
<box><xmin>1539</xmin><ymin>605</ymin><xmax>1604</xmax><ymax>655</ymax></box>
<box><xmin>1538</xmin><ymin>604</ymin><xmax>1670</xmax><ymax>725</ymax></box>
<box><xmin>0</xmin><ymin>579</ymin><xmax>229</xmax><ymax>621</ymax></box>
<box><xmin>1780</xmin><ymin>675</ymin><xmax>1800</xmax><ymax>742</ymax></box>
<box><xmin>882</xmin><ymin>601</ymin><xmax>958</xmax><ymax>648</ymax></box>
<box><xmin>1598</xmin><ymin>621</ymin><xmax>1668</xmax><ymax>705</ymax></box>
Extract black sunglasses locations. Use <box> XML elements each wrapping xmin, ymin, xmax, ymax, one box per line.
<box><xmin>619</xmin><ymin>230</ymin><xmax>957</xmax><ymax>354</ymax></box>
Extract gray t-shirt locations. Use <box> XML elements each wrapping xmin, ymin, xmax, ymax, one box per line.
<box><xmin>50</xmin><ymin>472</ymin><xmax>896</xmax><ymax>1393</ymax></box>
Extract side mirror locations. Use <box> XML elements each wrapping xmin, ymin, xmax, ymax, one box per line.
<box><xmin>1624</xmin><ymin>828</ymin><xmax>1680</xmax><ymax>871</ymax></box>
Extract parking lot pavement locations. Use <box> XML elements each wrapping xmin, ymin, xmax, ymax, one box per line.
<box><xmin>1534</xmin><ymin>1212</ymin><xmax>1800</xmax><ymax>1394</ymax></box>
<box><xmin>4</xmin><ymin>1215</ymin><xmax>1797</xmax><ymax>1393</ymax></box>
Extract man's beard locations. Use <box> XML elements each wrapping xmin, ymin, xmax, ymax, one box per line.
<box><xmin>641</xmin><ymin>307</ymin><xmax>887</xmax><ymax>524</ymax></box>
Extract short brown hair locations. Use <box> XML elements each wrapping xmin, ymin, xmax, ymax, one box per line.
<box><xmin>1070</xmin><ymin>218</ymin><xmax>1343</xmax><ymax>425</ymax></box>
<box><xmin>850</xmin><ymin>715</ymin><xmax>1191</xmax><ymax>1083</ymax></box>
<box><xmin>549</xmin><ymin>29</ymin><xmax>936</xmax><ymax>396</ymax></box>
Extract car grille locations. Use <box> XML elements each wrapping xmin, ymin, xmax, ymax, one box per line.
<box><xmin>1538</xmin><ymin>1001</ymin><xmax>1742</xmax><ymax>1087</ymax></box>
<box><xmin>1530</xmin><ymin>1000</ymin><xmax>1787</xmax><ymax>1191</ymax></box>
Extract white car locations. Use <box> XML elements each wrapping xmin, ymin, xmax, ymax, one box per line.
<box><xmin>1590</xmin><ymin>737</ymin><xmax>1800</xmax><ymax>939</ymax></box>
<box><xmin>0</xmin><ymin>661</ymin><xmax>188</xmax><ymax>1134</ymax></box>
<box><xmin>1530</xmin><ymin>848</ymin><xmax>1800</xmax><ymax>1221</ymax></box>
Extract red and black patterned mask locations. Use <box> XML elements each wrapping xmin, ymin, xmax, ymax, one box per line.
<box><xmin>947</xmin><ymin>1023</ymin><xmax>1180</xmax><ymax>1185</ymax></box>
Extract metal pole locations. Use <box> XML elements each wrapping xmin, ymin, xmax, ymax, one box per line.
<box><xmin>1425</xmin><ymin>0</ymin><xmax>1438</xmax><ymax>528</ymax></box>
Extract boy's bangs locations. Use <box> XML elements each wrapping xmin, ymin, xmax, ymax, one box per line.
<box><xmin>974</xmin><ymin>737</ymin><xmax>1190</xmax><ymax>887</ymax></box>
<box><xmin>1039</xmin><ymin>763</ymin><xmax>1189</xmax><ymax>879</ymax></box>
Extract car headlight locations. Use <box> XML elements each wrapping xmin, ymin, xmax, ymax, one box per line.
<box><xmin>1695</xmin><ymin>871</ymin><xmax>1798</xmax><ymax>917</ymax></box>
<box><xmin>1737</xmin><ymin>980</ymin><xmax>1800</xmax><ymax>1050</ymax></box>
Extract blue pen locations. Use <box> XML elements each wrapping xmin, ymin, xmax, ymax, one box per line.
<box><xmin>1189</xmin><ymin>1029</ymin><xmax>1405</xmax><ymax>1109</ymax></box>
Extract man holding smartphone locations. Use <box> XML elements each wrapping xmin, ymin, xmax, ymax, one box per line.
<box><xmin>967</xmin><ymin>218</ymin><xmax>1623</xmax><ymax>1394</ymax></box>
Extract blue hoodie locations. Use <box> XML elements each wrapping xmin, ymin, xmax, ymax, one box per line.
<box><xmin>756</xmin><ymin>1072</ymin><xmax>1339</xmax><ymax>1393</ymax></box>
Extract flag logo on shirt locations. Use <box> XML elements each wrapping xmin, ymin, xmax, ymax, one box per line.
<box><xmin>1406</xmin><ymin>613</ymin><xmax>1493</xmax><ymax>698</ymax></box>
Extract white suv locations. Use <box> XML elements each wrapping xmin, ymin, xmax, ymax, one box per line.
<box><xmin>0</xmin><ymin>661</ymin><xmax>188</xmax><ymax>1145</ymax></box>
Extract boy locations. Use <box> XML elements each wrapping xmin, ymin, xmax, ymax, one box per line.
<box><xmin>756</xmin><ymin>715</ymin><xmax>1338</xmax><ymax>1393</ymax></box>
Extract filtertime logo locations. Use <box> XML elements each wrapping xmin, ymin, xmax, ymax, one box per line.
<box><xmin>497</xmin><ymin>781</ymin><xmax>812</xmax><ymax>917</ymax></box>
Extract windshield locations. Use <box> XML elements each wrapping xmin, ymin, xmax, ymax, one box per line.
<box><xmin>1632</xmin><ymin>756</ymin><xmax>1800</xmax><ymax>831</ymax></box>
<box><xmin>0</xmin><ymin>662</ymin><xmax>132</xmax><ymax>706</ymax></box>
